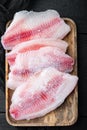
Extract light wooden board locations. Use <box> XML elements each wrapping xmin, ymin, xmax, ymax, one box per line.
<box><xmin>5</xmin><ymin>18</ymin><xmax>78</xmax><ymax>126</ymax></box>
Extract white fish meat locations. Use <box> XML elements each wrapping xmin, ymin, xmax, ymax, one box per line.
<box><xmin>7</xmin><ymin>46</ymin><xmax>74</xmax><ymax>89</ymax></box>
<box><xmin>12</xmin><ymin>46</ymin><xmax>74</xmax><ymax>73</ymax></box>
<box><xmin>9</xmin><ymin>67</ymin><xmax>78</xmax><ymax>120</ymax></box>
<box><xmin>1</xmin><ymin>10</ymin><xmax>70</xmax><ymax>50</ymax></box>
<box><xmin>6</xmin><ymin>38</ymin><xmax>68</xmax><ymax>66</ymax></box>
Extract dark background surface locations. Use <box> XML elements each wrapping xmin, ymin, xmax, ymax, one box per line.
<box><xmin>0</xmin><ymin>0</ymin><xmax>87</xmax><ymax>129</ymax></box>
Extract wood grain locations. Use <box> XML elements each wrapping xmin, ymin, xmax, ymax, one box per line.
<box><xmin>0</xmin><ymin>113</ymin><xmax>25</xmax><ymax>130</ymax></box>
<box><xmin>5</xmin><ymin>18</ymin><xmax>78</xmax><ymax>126</ymax></box>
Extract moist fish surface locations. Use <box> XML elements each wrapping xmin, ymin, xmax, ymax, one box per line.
<box><xmin>6</xmin><ymin>38</ymin><xmax>68</xmax><ymax>66</ymax></box>
<box><xmin>9</xmin><ymin>67</ymin><xmax>78</xmax><ymax>120</ymax></box>
<box><xmin>7</xmin><ymin>46</ymin><xmax>74</xmax><ymax>89</ymax></box>
<box><xmin>1</xmin><ymin>10</ymin><xmax>70</xmax><ymax>50</ymax></box>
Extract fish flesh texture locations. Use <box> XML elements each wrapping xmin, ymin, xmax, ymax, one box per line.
<box><xmin>1</xmin><ymin>10</ymin><xmax>70</xmax><ymax>50</ymax></box>
<box><xmin>2</xmin><ymin>10</ymin><xmax>70</xmax><ymax>50</ymax></box>
<box><xmin>6</xmin><ymin>38</ymin><xmax>68</xmax><ymax>66</ymax></box>
<box><xmin>11</xmin><ymin>46</ymin><xmax>74</xmax><ymax>72</ymax></box>
<box><xmin>6</xmin><ymin>39</ymin><xmax>68</xmax><ymax>66</ymax></box>
<box><xmin>7</xmin><ymin>70</ymin><xmax>31</xmax><ymax>90</ymax></box>
<box><xmin>7</xmin><ymin>46</ymin><xmax>74</xmax><ymax>89</ymax></box>
<box><xmin>7</xmin><ymin>72</ymin><xmax>25</xmax><ymax>90</ymax></box>
<box><xmin>9</xmin><ymin>67</ymin><xmax>78</xmax><ymax>120</ymax></box>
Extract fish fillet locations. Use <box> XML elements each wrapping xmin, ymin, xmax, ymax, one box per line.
<box><xmin>6</xmin><ymin>38</ymin><xmax>68</xmax><ymax>66</ymax></box>
<box><xmin>9</xmin><ymin>67</ymin><xmax>78</xmax><ymax>120</ymax></box>
<box><xmin>7</xmin><ymin>46</ymin><xmax>74</xmax><ymax>89</ymax></box>
<box><xmin>1</xmin><ymin>10</ymin><xmax>70</xmax><ymax>50</ymax></box>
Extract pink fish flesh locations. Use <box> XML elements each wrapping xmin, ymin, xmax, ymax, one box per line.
<box><xmin>1</xmin><ymin>10</ymin><xmax>70</xmax><ymax>50</ymax></box>
<box><xmin>7</xmin><ymin>46</ymin><xmax>74</xmax><ymax>89</ymax></box>
<box><xmin>6</xmin><ymin>38</ymin><xmax>68</xmax><ymax>66</ymax></box>
<box><xmin>9</xmin><ymin>67</ymin><xmax>78</xmax><ymax>120</ymax></box>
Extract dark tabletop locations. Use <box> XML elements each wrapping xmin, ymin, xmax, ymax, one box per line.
<box><xmin>0</xmin><ymin>0</ymin><xmax>87</xmax><ymax>129</ymax></box>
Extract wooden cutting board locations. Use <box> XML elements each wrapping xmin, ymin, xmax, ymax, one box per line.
<box><xmin>5</xmin><ymin>18</ymin><xmax>78</xmax><ymax>126</ymax></box>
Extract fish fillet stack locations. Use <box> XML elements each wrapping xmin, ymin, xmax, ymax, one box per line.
<box><xmin>1</xmin><ymin>10</ymin><xmax>78</xmax><ymax>120</ymax></box>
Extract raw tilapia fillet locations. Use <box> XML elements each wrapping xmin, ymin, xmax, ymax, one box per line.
<box><xmin>7</xmin><ymin>46</ymin><xmax>74</xmax><ymax>89</ymax></box>
<box><xmin>7</xmin><ymin>71</ymin><xmax>30</xmax><ymax>90</ymax></box>
<box><xmin>6</xmin><ymin>38</ymin><xmax>68</xmax><ymax>66</ymax></box>
<box><xmin>1</xmin><ymin>10</ymin><xmax>70</xmax><ymax>50</ymax></box>
<box><xmin>10</xmin><ymin>67</ymin><xmax>78</xmax><ymax>120</ymax></box>
<box><xmin>12</xmin><ymin>46</ymin><xmax>74</xmax><ymax>73</ymax></box>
